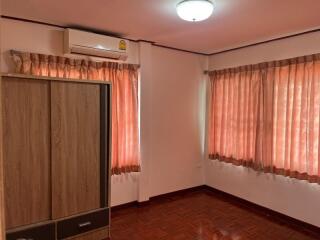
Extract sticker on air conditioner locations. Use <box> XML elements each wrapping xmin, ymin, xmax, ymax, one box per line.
<box><xmin>119</xmin><ymin>40</ymin><xmax>127</xmax><ymax>50</ymax></box>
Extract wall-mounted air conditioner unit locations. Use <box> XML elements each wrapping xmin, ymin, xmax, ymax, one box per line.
<box><xmin>64</xmin><ymin>28</ymin><xmax>129</xmax><ymax>61</ymax></box>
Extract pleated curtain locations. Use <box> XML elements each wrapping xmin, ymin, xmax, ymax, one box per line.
<box><xmin>208</xmin><ymin>54</ymin><xmax>320</xmax><ymax>183</ymax></box>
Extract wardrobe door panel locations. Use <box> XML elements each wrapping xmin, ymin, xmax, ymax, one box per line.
<box><xmin>51</xmin><ymin>81</ymin><xmax>100</xmax><ymax>219</ymax></box>
<box><xmin>2</xmin><ymin>77</ymin><xmax>51</xmax><ymax>229</ymax></box>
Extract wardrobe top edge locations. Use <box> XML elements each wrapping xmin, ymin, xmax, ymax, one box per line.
<box><xmin>1</xmin><ymin>73</ymin><xmax>112</xmax><ymax>85</ymax></box>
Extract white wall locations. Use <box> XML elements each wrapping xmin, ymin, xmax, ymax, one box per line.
<box><xmin>209</xmin><ymin>31</ymin><xmax>320</xmax><ymax>70</ymax></box>
<box><xmin>149</xmin><ymin>46</ymin><xmax>207</xmax><ymax>197</ymax></box>
<box><xmin>1</xmin><ymin>18</ymin><xmax>207</xmax><ymax>206</ymax></box>
<box><xmin>114</xmin><ymin>44</ymin><xmax>208</xmax><ymax>203</ymax></box>
<box><xmin>207</xmin><ymin>31</ymin><xmax>320</xmax><ymax>227</ymax></box>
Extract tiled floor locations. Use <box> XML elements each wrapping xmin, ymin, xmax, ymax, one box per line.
<box><xmin>110</xmin><ymin>190</ymin><xmax>319</xmax><ymax>240</ymax></box>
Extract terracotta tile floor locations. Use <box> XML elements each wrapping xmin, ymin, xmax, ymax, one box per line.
<box><xmin>110</xmin><ymin>190</ymin><xmax>319</xmax><ymax>240</ymax></box>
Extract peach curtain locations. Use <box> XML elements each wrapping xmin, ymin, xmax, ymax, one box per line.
<box><xmin>11</xmin><ymin>51</ymin><xmax>140</xmax><ymax>175</ymax></box>
<box><xmin>208</xmin><ymin>54</ymin><xmax>320</xmax><ymax>183</ymax></box>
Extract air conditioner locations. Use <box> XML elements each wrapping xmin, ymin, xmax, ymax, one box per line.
<box><xmin>64</xmin><ymin>28</ymin><xmax>129</xmax><ymax>61</ymax></box>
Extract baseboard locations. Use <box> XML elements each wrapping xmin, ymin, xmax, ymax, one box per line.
<box><xmin>203</xmin><ymin>185</ymin><xmax>320</xmax><ymax>238</ymax></box>
<box><xmin>111</xmin><ymin>185</ymin><xmax>205</xmax><ymax>211</ymax></box>
<box><xmin>149</xmin><ymin>185</ymin><xmax>207</xmax><ymax>201</ymax></box>
<box><xmin>110</xmin><ymin>200</ymin><xmax>140</xmax><ymax>212</ymax></box>
<box><xmin>111</xmin><ymin>184</ymin><xmax>320</xmax><ymax>238</ymax></box>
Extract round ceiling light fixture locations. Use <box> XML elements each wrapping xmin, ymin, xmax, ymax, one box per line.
<box><xmin>176</xmin><ymin>0</ymin><xmax>214</xmax><ymax>22</ymax></box>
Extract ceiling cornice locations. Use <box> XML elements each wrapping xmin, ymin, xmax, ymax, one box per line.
<box><xmin>2</xmin><ymin>15</ymin><xmax>319</xmax><ymax>57</ymax></box>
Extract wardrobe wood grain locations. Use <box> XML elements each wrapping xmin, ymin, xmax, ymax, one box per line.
<box><xmin>2</xmin><ymin>77</ymin><xmax>51</xmax><ymax>229</ymax></box>
<box><xmin>51</xmin><ymin>81</ymin><xmax>100</xmax><ymax>219</ymax></box>
<box><xmin>65</xmin><ymin>227</ymin><xmax>109</xmax><ymax>240</ymax></box>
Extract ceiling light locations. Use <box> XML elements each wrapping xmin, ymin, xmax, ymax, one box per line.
<box><xmin>176</xmin><ymin>0</ymin><xmax>214</xmax><ymax>22</ymax></box>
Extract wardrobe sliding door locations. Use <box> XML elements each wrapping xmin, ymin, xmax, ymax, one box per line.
<box><xmin>51</xmin><ymin>81</ymin><xmax>101</xmax><ymax>219</ymax></box>
<box><xmin>2</xmin><ymin>77</ymin><xmax>51</xmax><ymax>229</ymax></box>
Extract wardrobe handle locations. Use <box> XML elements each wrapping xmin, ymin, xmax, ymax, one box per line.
<box><xmin>78</xmin><ymin>221</ymin><xmax>92</xmax><ymax>228</ymax></box>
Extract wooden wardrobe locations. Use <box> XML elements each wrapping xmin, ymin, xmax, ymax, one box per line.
<box><xmin>1</xmin><ymin>74</ymin><xmax>111</xmax><ymax>240</ymax></box>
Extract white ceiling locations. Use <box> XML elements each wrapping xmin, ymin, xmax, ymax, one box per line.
<box><xmin>2</xmin><ymin>0</ymin><xmax>320</xmax><ymax>54</ymax></box>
